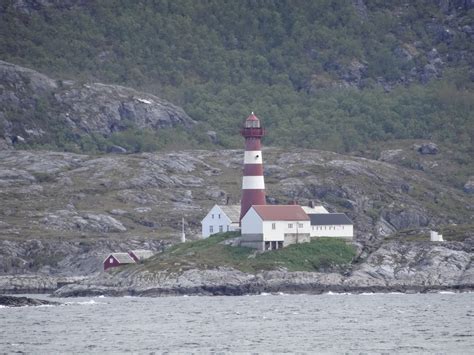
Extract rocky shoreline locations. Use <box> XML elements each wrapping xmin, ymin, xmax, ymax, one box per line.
<box><xmin>0</xmin><ymin>294</ymin><xmax>60</xmax><ymax>307</ymax></box>
<box><xmin>0</xmin><ymin>239</ymin><xmax>472</xmax><ymax>298</ymax></box>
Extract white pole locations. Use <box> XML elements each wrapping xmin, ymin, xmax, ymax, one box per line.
<box><xmin>181</xmin><ymin>217</ymin><xmax>186</xmax><ymax>243</ymax></box>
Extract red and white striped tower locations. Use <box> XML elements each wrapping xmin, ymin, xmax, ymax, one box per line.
<box><xmin>240</xmin><ymin>112</ymin><xmax>266</xmax><ymax>221</ymax></box>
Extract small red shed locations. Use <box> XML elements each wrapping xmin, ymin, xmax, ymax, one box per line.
<box><xmin>103</xmin><ymin>253</ymin><xmax>136</xmax><ymax>271</ymax></box>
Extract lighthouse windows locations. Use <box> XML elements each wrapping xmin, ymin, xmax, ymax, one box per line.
<box><xmin>288</xmin><ymin>223</ymin><xmax>293</xmax><ymax>229</ymax></box>
<box><xmin>272</xmin><ymin>223</ymin><xmax>276</xmax><ymax>230</ymax></box>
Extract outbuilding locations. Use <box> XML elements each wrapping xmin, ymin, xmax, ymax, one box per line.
<box><xmin>103</xmin><ymin>252</ymin><xmax>136</xmax><ymax>271</ymax></box>
<box><xmin>201</xmin><ymin>204</ymin><xmax>241</xmax><ymax>238</ymax></box>
<box><xmin>308</xmin><ymin>213</ymin><xmax>353</xmax><ymax>239</ymax></box>
<box><xmin>240</xmin><ymin>205</ymin><xmax>311</xmax><ymax>250</ymax></box>
<box><xmin>129</xmin><ymin>249</ymin><xmax>154</xmax><ymax>262</ymax></box>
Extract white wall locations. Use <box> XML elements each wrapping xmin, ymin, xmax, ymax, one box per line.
<box><xmin>262</xmin><ymin>220</ymin><xmax>311</xmax><ymax>241</ymax></box>
<box><xmin>310</xmin><ymin>225</ymin><xmax>353</xmax><ymax>238</ymax></box>
<box><xmin>201</xmin><ymin>205</ymin><xmax>236</xmax><ymax>238</ymax></box>
<box><xmin>241</xmin><ymin>207</ymin><xmax>263</xmax><ymax>235</ymax></box>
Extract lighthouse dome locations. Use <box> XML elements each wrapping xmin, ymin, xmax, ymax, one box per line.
<box><xmin>245</xmin><ymin>112</ymin><xmax>261</xmax><ymax>128</ymax></box>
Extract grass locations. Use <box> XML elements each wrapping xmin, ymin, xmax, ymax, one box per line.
<box><xmin>143</xmin><ymin>232</ymin><xmax>356</xmax><ymax>274</ymax></box>
<box><xmin>388</xmin><ymin>224</ymin><xmax>474</xmax><ymax>242</ymax></box>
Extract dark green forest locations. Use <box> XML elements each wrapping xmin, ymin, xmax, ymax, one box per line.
<box><xmin>0</xmin><ymin>0</ymin><xmax>473</xmax><ymax>154</ymax></box>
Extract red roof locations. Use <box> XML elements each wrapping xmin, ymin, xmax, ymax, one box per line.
<box><xmin>246</xmin><ymin>112</ymin><xmax>259</xmax><ymax>121</ymax></box>
<box><xmin>251</xmin><ymin>205</ymin><xmax>310</xmax><ymax>221</ymax></box>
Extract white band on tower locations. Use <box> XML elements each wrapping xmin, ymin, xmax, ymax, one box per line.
<box><xmin>244</xmin><ymin>151</ymin><xmax>263</xmax><ymax>164</ymax></box>
<box><xmin>242</xmin><ymin>176</ymin><xmax>265</xmax><ymax>190</ymax></box>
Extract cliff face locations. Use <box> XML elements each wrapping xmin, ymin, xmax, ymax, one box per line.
<box><xmin>0</xmin><ymin>60</ymin><xmax>195</xmax><ymax>149</ymax></box>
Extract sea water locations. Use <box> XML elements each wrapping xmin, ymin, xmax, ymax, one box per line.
<box><xmin>0</xmin><ymin>293</ymin><xmax>472</xmax><ymax>353</ymax></box>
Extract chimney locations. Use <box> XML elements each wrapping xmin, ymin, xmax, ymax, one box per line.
<box><xmin>309</xmin><ymin>200</ymin><xmax>315</xmax><ymax>208</ymax></box>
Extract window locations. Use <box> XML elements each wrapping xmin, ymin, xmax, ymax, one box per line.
<box><xmin>272</xmin><ymin>223</ymin><xmax>276</xmax><ymax>230</ymax></box>
<box><xmin>219</xmin><ymin>225</ymin><xmax>223</xmax><ymax>233</ymax></box>
<box><xmin>298</xmin><ymin>223</ymin><xmax>303</xmax><ymax>228</ymax></box>
<box><xmin>109</xmin><ymin>258</ymin><xmax>114</xmax><ymax>264</ymax></box>
<box><xmin>209</xmin><ymin>226</ymin><xmax>213</xmax><ymax>234</ymax></box>
<box><xmin>288</xmin><ymin>223</ymin><xmax>293</xmax><ymax>229</ymax></box>
<box><xmin>211</xmin><ymin>214</ymin><xmax>214</xmax><ymax>219</ymax></box>
<box><xmin>218</xmin><ymin>214</ymin><xmax>221</xmax><ymax>219</ymax></box>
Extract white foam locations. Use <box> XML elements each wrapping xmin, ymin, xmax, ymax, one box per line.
<box><xmin>65</xmin><ymin>299</ymin><xmax>106</xmax><ymax>306</ymax></box>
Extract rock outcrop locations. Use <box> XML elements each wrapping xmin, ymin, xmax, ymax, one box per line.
<box><xmin>0</xmin><ymin>60</ymin><xmax>195</xmax><ymax>148</ymax></box>
<box><xmin>0</xmin><ymin>294</ymin><xmax>60</xmax><ymax>307</ymax></box>
<box><xmin>53</xmin><ymin>239</ymin><xmax>473</xmax><ymax>297</ymax></box>
<box><xmin>0</xmin><ymin>148</ymin><xmax>472</xmax><ymax>251</ymax></box>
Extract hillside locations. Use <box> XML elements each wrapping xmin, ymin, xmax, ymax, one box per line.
<box><xmin>0</xmin><ymin>1</ymin><xmax>473</xmax><ymax>153</ymax></box>
<box><xmin>1</xmin><ymin>145</ymin><xmax>472</xmax><ymax>277</ymax></box>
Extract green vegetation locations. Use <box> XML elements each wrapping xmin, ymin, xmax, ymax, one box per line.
<box><xmin>144</xmin><ymin>232</ymin><xmax>356</xmax><ymax>273</ymax></box>
<box><xmin>0</xmin><ymin>1</ymin><xmax>473</xmax><ymax>155</ymax></box>
<box><xmin>389</xmin><ymin>224</ymin><xmax>474</xmax><ymax>242</ymax></box>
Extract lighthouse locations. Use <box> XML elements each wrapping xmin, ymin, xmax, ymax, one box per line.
<box><xmin>240</xmin><ymin>112</ymin><xmax>266</xmax><ymax>221</ymax></box>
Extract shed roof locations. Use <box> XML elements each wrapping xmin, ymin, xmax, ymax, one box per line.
<box><xmin>252</xmin><ymin>205</ymin><xmax>310</xmax><ymax>221</ymax></box>
<box><xmin>309</xmin><ymin>213</ymin><xmax>353</xmax><ymax>225</ymax></box>
<box><xmin>301</xmin><ymin>205</ymin><xmax>329</xmax><ymax>214</ymax></box>
<box><xmin>105</xmin><ymin>253</ymin><xmax>136</xmax><ymax>264</ymax></box>
<box><xmin>130</xmin><ymin>250</ymin><xmax>154</xmax><ymax>260</ymax></box>
<box><xmin>219</xmin><ymin>205</ymin><xmax>241</xmax><ymax>223</ymax></box>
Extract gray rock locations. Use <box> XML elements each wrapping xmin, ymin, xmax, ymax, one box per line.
<box><xmin>421</xmin><ymin>64</ymin><xmax>439</xmax><ymax>83</ymax></box>
<box><xmin>0</xmin><ymin>137</ymin><xmax>12</xmax><ymax>150</ymax></box>
<box><xmin>41</xmin><ymin>210</ymin><xmax>126</xmax><ymax>233</ymax></box>
<box><xmin>206</xmin><ymin>130</ymin><xmax>218</xmax><ymax>144</ymax></box>
<box><xmin>427</xmin><ymin>48</ymin><xmax>440</xmax><ymax>61</ymax></box>
<box><xmin>379</xmin><ymin>149</ymin><xmax>403</xmax><ymax>162</ymax></box>
<box><xmin>462</xmin><ymin>25</ymin><xmax>473</xmax><ymax>35</ymax></box>
<box><xmin>0</xmin><ymin>168</ymin><xmax>36</xmax><ymax>187</ymax></box>
<box><xmin>463</xmin><ymin>178</ymin><xmax>474</xmax><ymax>194</ymax></box>
<box><xmin>0</xmin><ymin>60</ymin><xmax>195</xmax><ymax>147</ymax></box>
<box><xmin>418</xmin><ymin>142</ymin><xmax>439</xmax><ymax>154</ymax></box>
<box><xmin>0</xmin><ymin>295</ymin><xmax>60</xmax><ymax>307</ymax></box>
<box><xmin>382</xmin><ymin>208</ymin><xmax>430</xmax><ymax>230</ymax></box>
<box><xmin>107</xmin><ymin>145</ymin><xmax>127</xmax><ymax>154</ymax></box>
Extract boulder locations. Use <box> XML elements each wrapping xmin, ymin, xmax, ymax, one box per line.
<box><xmin>417</xmin><ymin>142</ymin><xmax>439</xmax><ymax>155</ymax></box>
<box><xmin>206</xmin><ymin>130</ymin><xmax>218</xmax><ymax>144</ymax></box>
<box><xmin>0</xmin><ymin>295</ymin><xmax>60</xmax><ymax>307</ymax></box>
<box><xmin>464</xmin><ymin>178</ymin><xmax>474</xmax><ymax>194</ymax></box>
<box><xmin>421</xmin><ymin>64</ymin><xmax>439</xmax><ymax>83</ymax></box>
<box><xmin>107</xmin><ymin>145</ymin><xmax>127</xmax><ymax>154</ymax></box>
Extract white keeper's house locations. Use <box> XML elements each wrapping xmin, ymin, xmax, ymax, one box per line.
<box><xmin>240</xmin><ymin>205</ymin><xmax>311</xmax><ymax>250</ymax></box>
<box><xmin>201</xmin><ymin>204</ymin><xmax>241</xmax><ymax>238</ymax></box>
<box><xmin>308</xmin><ymin>213</ymin><xmax>353</xmax><ymax>239</ymax></box>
